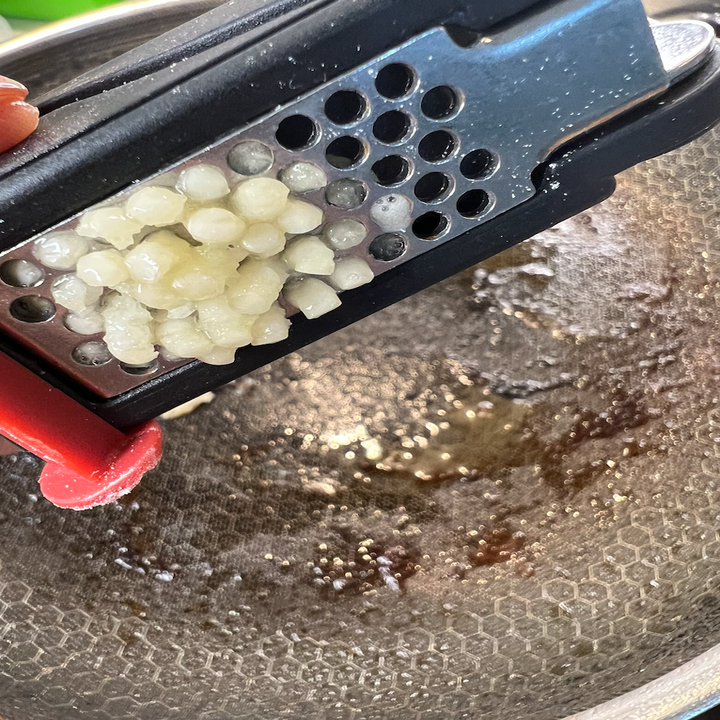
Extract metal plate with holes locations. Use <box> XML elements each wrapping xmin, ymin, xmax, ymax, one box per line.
<box><xmin>4</xmin><ymin>2</ymin><xmax>720</xmax><ymax>720</ymax></box>
<box><xmin>5</xmin><ymin>125</ymin><xmax>720</xmax><ymax>720</ymax></box>
<box><xmin>0</xmin><ymin>0</ymin><xmax>675</xmax><ymax>398</ymax></box>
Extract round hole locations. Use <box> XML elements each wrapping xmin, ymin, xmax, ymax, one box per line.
<box><xmin>457</xmin><ymin>189</ymin><xmax>492</xmax><ymax>218</ymax></box>
<box><xmin>418</xmin><ymin>130</ymin><xmax>456</xmax><ymax>163</ymax></box>
<box><xmin>325</xmin><ymin>179</ymin><xmax>368</xmax><ymax>209</ymax></box>
<box><xmin>412</xmin><ymin>212</ymin><xmax>450</xmax><ymax>241</ymax></box>
<box><xmin>120</xmin><ymin>359</ymin><xmax>159</xmax><ymax>376</ymax></box>
<box><xmin>0</xmin><ymin>259</ymin><xmax>45</xmax><ymax>288</ymax></box>
<box><xmin>421</xmin><ymin>85</ymin><xmax>460</xmax><ymax>120</ymax></box>
<box><xmin>368</xmin><ymin>233</ymin><xmax>407</xmax><ymax>262</ymax></box>
<box><xmin>460</xmin><ymin>149</ymin><xmax>497</xmax><ymax>180</ymax></box>
<box><xmin>72</xmin><ymin>340</ymin><xmax>113</xmax><ymax>366</ymax></box>
<box><xmin>226</xmin><ymin>140</ymin><xmax>274</xmax><ymax>175</ymax></box>
<box><xmin>275</xmin><ymin>114</ymin><xmax>318</xmax><ymax>151</ymax></box>
<box><xmin>325</xmin><ymin>136</ymin><xmax>366</xmax><ymax>169</ymax></box>
<box><xmin>10</xmin><ymin>295</ymin><xmax>55</xmax><ymax>323</ymax></box>
<box><xmin>373</xmin><ymin>110</ymin><xmax>413</xmax><ymax>144</ymax></box>
<box><xmin>324</xmin><ymin>90</ymin><xmax>367</xmax><ymax>126</ymax></box>
<box><xmin>371</xmin><ymin>155</ymin><xmax>411</xmax><ymax>187</ymax></box>
<box><xmin>414</xmin><ymin>172</ymin><xmax>452</xmax><ymax>203</ymax></box>
<box><xmin>375</xmin><ymin>63</ymin><xmax>416</xmax><ymax>99</ymax></box>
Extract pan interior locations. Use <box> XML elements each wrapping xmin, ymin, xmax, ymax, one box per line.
<box><xmin>2</xmin><ymin>3</ymin><xmax>720</xmax><ymax>720</ymax></box>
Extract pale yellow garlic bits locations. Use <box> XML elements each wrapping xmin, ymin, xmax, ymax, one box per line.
<box><xmin>35</xmin><ymin>164</ymin><xmax>374</xmax><ymax>367</ymax></box>
<box><xmin>197</xmin><ymin>345</ymin><xmax>238</xmax><ymax>366</ymax></box>
<box><xmin>240</xmin><ymin>223</ymin><xmax>286</xmax><ymax>258</ymax></box>
<box><xmin>101</xmin><ymin>293</ymin><xmax>157</xmax><ymax>366</ymax></box>
<box><xmin>251</xmin><ymin>304</ymin><xmax>291</xmax><ymax>346</ymax></box>
<box><xmin>169</xmin><ymin>253</ymin><xmax>228</xmax><ymax>302</ymax></box>
<box><xmin>76</xmin><ymin>249</ymin><xmax>130</xmax><ymax>288</ymax></box>
<box><xmin>280</xmin><ymin>162</ymin><xmax>327</xmax><ymax>193</ymax></box>
<box><xmin>51</xmin><ymin>274</ymin><xmax>103</xmax><ymax>314</ymax></box>
<box><xmin>155</xmin><ymin>317</ymin><xmax>214</xmax><ymax>359</ymax></box>
<box><xmin>230</xmin><ymin>178</ymin><xmax>289</xmax><ymax>221</ymax></box>
<box><xmin>324</xmin><ymin>218</ymin><xmax>367</xmax><ymax>250</ymax></box>
<box><xmin>284</xmin><ymin>278</ymin><xmax>341</xmax><ymax>319</ymax></box>
<box><xmin>124</xmin><ymin>236</ymin><xmax>182</xmax><ymax>283</ymax></box>
<box><xmin>276</xmin><ymin>199</ymin><xmax>324</xmax><ymax>234</ymax></box>
<box><xmin>176</xmin><ymin>164</ymin><xmax>230</xmax><ymax>202</ymax></box>
<box><xmin>330</xmin><ymin>257</ymin><xmax>374</xmax><ymax>290</ymax></box>
<box><xmin>64</xmin><ymin>309</ymin><xmax>105</xmax><ymax>335</ymax></box>
<box><xmin>283</xmin><ymin>236</ymin><xmax>335</xmax><ymax>275</ymax></box>
<box><xmin>76</xmin><ymin>208</ymin><xmax>143</xmax><ymax>250</ymax></box>
<box><xmin>197</xmin><ymin>296</ymin><xmax>256</xmax><ymax>348</ymax></box>
<box><xmin>33</xmin><ymin>232</ymin><xmax>90</xmax><ymax>270</ymax></box>
<box><xmin>186</xmin><ymin>208</ymin><xmax>246</xmax><ymax>245</ymax></box>
<box><xmin>125</xmin><ymin>187</ymin><xmax>187</xmax><ymax>226</ymax></box>
<box><xmin>226</xmin><ymin>260</ymin><xmax>286</xmax><ymax>315</ymax></box>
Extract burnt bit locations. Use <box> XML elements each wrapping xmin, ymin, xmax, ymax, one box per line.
<box><xmin>565</xmin><ymin>385</ymin><xmax>651</xmax><ymax>444</ymax></box>
<box><xmin>462</xmin><ymin>525</ymin><xmax>535</xmax><ymax>578</ymax></box>
<box><xmin>539</xmin><ymin>383</ymin><xmax>657</xmax><ymax>493</ymax></box>
<box><xmin>311</xmin><ymin>537</ymin><xmax>420</xmax><ymax>596</ymax></box>
<box><xmin>482</xmin><ymin>372</ymin><xmax>575</xmax><ymax>399</ymax></box>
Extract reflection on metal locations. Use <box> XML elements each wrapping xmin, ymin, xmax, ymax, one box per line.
<box><xmin>0</xmin><ymin>0</ymin><xmax>224</xmax><ymax>97</ymax></box>
<box><xmin>1</xmin><ymin>1</ymin><xmax>720</xmax><ymax>719</ymax></box>
<box><xmin>565</xmin><ymin>642</ymin><xmax>720</xmax><ymax>720</ymax></box>
<box><xmin>0</xmin><ymin>0</ymin><xmax>710</xmax><ymax>399</ymax></box>
<box><xmin>651</xmin><ymin>18</ymin><xmax>717</xmax><ymax>80</ymax></box>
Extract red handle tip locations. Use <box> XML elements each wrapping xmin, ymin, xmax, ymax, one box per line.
<box><xmin>38</xmin><ymin>421</ymin><xmax>163</xmax><ymax>510</ymax></box>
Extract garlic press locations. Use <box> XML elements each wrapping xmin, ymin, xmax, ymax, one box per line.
<box><xmin>0</xmin><ymin>0</ymin><xmax>718</xmax><ymax>509</ymax></box>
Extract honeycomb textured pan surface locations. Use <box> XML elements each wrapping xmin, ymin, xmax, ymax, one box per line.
<box><xmin>2</xmin><ymin>118</ymin><xmax>720</xmax><ymax>720</ymax></box>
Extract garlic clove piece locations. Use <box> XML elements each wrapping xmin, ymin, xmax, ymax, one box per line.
<box><xmin>283</xmin><ymin>236</ymin><xmax>335</xmax><ymax>275</ymax></box>
<box><xmin>240</xmin><ymin>223</ymin><xmax>286</xmax><ymax>258</ymax></box>
<box><xmin>77</xmin><ymin>249</ymin><xmax>130</xmax><ymax>287</ymax></box>
<box><xmin>124</xmin><ymin>237</ymin><xmax>181</xmax><ymax>283</ymax></box>
<box><xmin>104</xmin><ymin>325</ymin><xmax>158</xmax><ymax>365</ymax></box>
<box><xmin>284</xmin><ymin>277</ymin><xmax>341</xmax><ymax>319</ymax></box>
<box><xmin>230</xmin><ymin>178</ymin><xmax>289</xmax><ymax>222</ymax></box>
<box><xmin>280</xmin><ymin>162</ymin><xmax>327</xmax><ymax>193</ymax></box>
<box><xmin>226</xmin><ymin>259</ymin><xmax>285</xmax><ymax>315</ymax></box>
<box><xmin>64</xmin><ymin>308</ymin><xmax>105</xmax><ymax>335</ymax></box>
<box><xmin>101</xmin><ymin>292</ymin><xmax>153</xmax><ymax>328</ymax></box>
<box><xmin>186</xmin><ymin>207</ymin><xmax>246</xmax><ymax>245</ymax></box>
<box><xmin>197</xmin><ymin>296</ymin><xmax>256</xmax><ymax>348</ymax></box>
<box><xmin>170</xmin><ymin>253</ymin><xmax>227</xmax><ymax>301</ymax></box>
<box><xmin>156</xmin><ymin>317</ymin><xmax>215</xmax><ymax>359</ymax></box>
<box><xmin>33</xmin><ymin>232</ymin><xmax>90</xmax><ymax>270</ymax></box>
<box><xmin>176</xmin><ymin>164</ymin><xmax>230</xmax><ymax>202</ymax></box>
<box><xmin>125</xmin><ymin>186</ymin><xmax>187</xmax><ymax>226</ymax></box>
<box><xmin>276</xmin><ymin>199</ymin><xmax>324</xmax><ymax>234</ymax></box>
<box><xmin>329</xmin><ymin>256</ymin><xmax>374</xmax><ymax>290</ymax></box>
<box><xmin>51</xmin><ymin>274</ymin><xmax>103</xmax><ymax>313</ymax></box>
<box><xmin>197</xmin><ymin>345</ymin><xmax>238</xmax><ymax>365</ymax></box>
<box><xmin>76</xmin><ymin>207</ymin><xmax>143</xmax><ymax>250</ymax></box>
<box><xmin>324</xmin><ymin>218</ymin><xmax>367</xmax><ymax>250</ymax></box>
<box><xmin>251</xmin><ymin>303</ymin><xmax>290</xmax><ymax>345</ymax></box>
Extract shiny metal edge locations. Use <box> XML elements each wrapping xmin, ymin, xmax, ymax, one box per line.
<box><xmin>564</xmin><ymin>642</ymin><xmax>720</xmax><ymax>720</ymax></box>
<box><xmin>0</xmin><ymin>0</ymin><xmax>676</xmax><ymax>399</ymax></box>
<box><xmin>0</xmin><ymin>0</ymin><xmax>219</xmax><ymax>60</ymax></box>
<box><xmin>651</xmin><ymin>18</ymin><xmax>717</xmax><ymax>81</ymax></box>
<box><xmin>0</xmin><ymin>0</ymin><xmax>719</xmax><ymax>718</ymax></box>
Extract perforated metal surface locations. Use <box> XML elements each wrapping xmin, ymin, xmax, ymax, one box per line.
<box><xmin>2</xmin><ymin>116</ymin><xmax>720</xmax><ymax>718</ymax></box>
<box><xmin>0</xmin><ymin>0</ymin><xmax>673</xmax><ymax>399</ymax></box>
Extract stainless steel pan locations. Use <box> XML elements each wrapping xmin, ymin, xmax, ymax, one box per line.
<box><xmin>1</xmin><ymin>3</ymin><xmax>720</xmax><ymax>719</ymax></box>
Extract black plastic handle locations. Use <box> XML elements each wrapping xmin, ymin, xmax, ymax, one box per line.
<box><xmin>1</xmin><ymin>0</ymin><xmax>719</xmax><ymax>429</ymax></box>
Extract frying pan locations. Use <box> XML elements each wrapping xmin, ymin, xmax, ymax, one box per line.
<box><xmin>2</xmin><ymin>2</ymin><xmax>720</xmax><ymax>719</ymax></box>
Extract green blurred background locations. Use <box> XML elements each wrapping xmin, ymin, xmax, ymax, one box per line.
<box><xmin>0</xmin><ymin>0</ymin><xmax>120</xmax><ymax>21</ymax></box>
